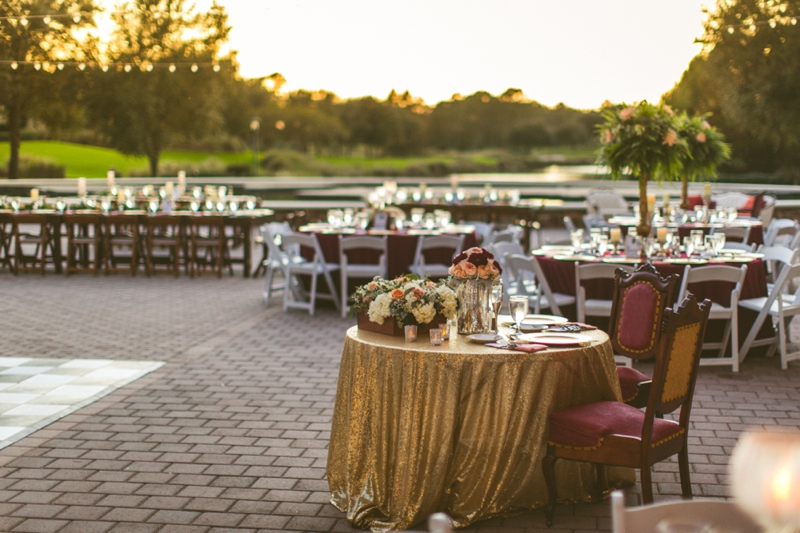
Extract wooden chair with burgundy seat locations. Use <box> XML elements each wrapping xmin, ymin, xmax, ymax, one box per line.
<box><xmin>608</xmin><ymin>263</ymin><xmax>679</xmax><ymax>408</ymax></box>
<box><xmin>541</xmin><ymin>295</ymin><xmax>711</xmax><ymax>526</ymax></box>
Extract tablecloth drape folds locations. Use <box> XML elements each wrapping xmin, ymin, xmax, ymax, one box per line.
<box><xmin>327</xmin><ymin>327</ymin><xmax>635</xmax><ymax>531</ymax></box>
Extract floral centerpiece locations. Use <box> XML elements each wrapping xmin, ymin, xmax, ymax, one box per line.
<box><xmin>675</xmin><ymin>113</ymin><xmax>731</xmax><ymax>209</ymax></box>
<box><xmin>598</xmin><ymin>101</ymin><xmax>689</xmax><ymax>239</ymax></box>
<box><xmin>447</xmin><ymin>247</ymin><xmax>502</xmax><ymax>334</ymax></box>
<box><xmin>350</xmin><ymin>275</ymin><xmax>457</xmax><ymax>336</ymax></box>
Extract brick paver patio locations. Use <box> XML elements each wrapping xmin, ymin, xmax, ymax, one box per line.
<box><xmin>1</xmin><ymin>273</ymin><xmax>797</xmax><ymax>532</ymax></box>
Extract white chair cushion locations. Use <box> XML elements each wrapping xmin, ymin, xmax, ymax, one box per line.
<box><xmin>584</xmin><ymin>299</ymin><xmax>612</xmax><ymax>317</ymax></box>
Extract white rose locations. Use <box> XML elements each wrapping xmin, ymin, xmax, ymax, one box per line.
<box><xmin>412</xmin><ymin>303</ymin><xmax>436</xmax><ymax>325</ymax></box>
<box><xmin>368</xmin><ymin>293</ymin><xmax>392</xmax><ymax>324</ymax></box>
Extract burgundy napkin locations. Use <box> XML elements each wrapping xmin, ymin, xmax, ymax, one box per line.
<box><xmin>514</xmin><ymin>343</ymin><xmax>548</xmax><ymax>353</ymax></box>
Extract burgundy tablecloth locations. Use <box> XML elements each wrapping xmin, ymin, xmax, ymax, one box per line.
<box><xmin>313</xmin><ymin>232</ymin><xmax>479</xmax><ymax>279</ymax></box>
<box><xmin>535</xmin><ymin>255</ymin><xmax>770</xmax><ymax>348</ymax></box>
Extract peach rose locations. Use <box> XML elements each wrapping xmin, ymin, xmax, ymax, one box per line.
<box><xmin>696</xmin><ymin>132</ymin><xmax>707</xmax><ymax>143</ymax></box>
<box><xmin>603</xmin><ymin>129</ymin><xmax>613</xmax><ymax>143</ymax></box>
<box><xmin>462</xmin><ymin>261</ymin><xmax>477</xmax><ymax>277</ymax></box>
<box><xmin>662</xmin><ymin>104</ymin><xmax>674</xmax><ymax>116</ymax></box>
<box><xmin>466</xmin><ymin>247</ymin><xmax>482</xmax><ymax>255</ymax></box>
<box><xmin>702</xmin><ymin>121</ymin><xmax>711</xmax><ymax>129</ymax></box>
<box><xmin>663</xmin><ymin>129</ymin><xmax>678</xmax><ymax>146</ymax></box>
<box><xmin>426</xmin><ymin>281</ymin><xmax>436</xmax><ymax>287</ymax></box>
<box><xmin>477</xmin><ymin>264</ymin><xmax>492</xmax><ymax>279</ymax></box>
<box><xmin>619</xmin><ymin>107</ymin><xmax>636</xmax><ymax>120</ymax></box>
<box><xmin>368</xmin><ymin>282</ymin><xmax>378</xmax><ymax>290</ymax></box>
<box><xmin>449</xmin><ymin>263</ymin><xmax>466</xmax><ymax>278</ymax></box>
<box><xmin>391</xmin><ymin>288</ymin><xmax>404</xmax><ymax>299</ymax></box>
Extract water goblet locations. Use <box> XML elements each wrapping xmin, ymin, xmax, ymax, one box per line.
<box><xmin>704</xmin><ymin>235</ymin><xmax>715</xmax><ymax>256</ymax></box>
<box><xmin>218</xmin><ymin>186</ymin><xmax>227</xmax><ymax>199</ymax></box>
<box><xmin>229</xmin><ymin>201</ymin><xmax>239</xmax><ymax>213</ymax></box>
<box><xmin>148</xmin><ymin>199</ymin><xmax>160</xmax><ymax>213</ymax></box>
<box><xmin>509</xmin><ymin>295</ymin><xmax>529</xmax><ymax>333</ymax></box>
<box><xmin>10</xmin><ymin>197</ymin><xmax>20</xmax><ymax>213</ymax></box>
<box><xmin>246</xmin><ymin>199</ymin><xmax>256</xmax><ymax>210</ymax></box>
<box><xmin>410</xmin><ymin>208</ymin><xmax>424</xmax><ymax>225</ymax></box>
<box><xmin>190</xmin><ymin>201</ymin><xmax>200</xmax><ymax>213</ymax></box>
<box><xmin>727</xmin><ymin>207</ymin><xmax>738</xmax><ymax>222</ymax></box>
<box><xmin>713</xmin><ymin>233</ymin><xmax>726</xmax><ymax>254</ymax></box>
<box><xmin>55</xmin><ymin>198</ymin><xmax>66</xmax><ymax>212</ymax></box>
<box><xmin>192</xmin><ymin>187</ymin><xmax>203</xmax><ymax>199</ymax></box>
<box><xmin>491</xmin><ymin>280</ymin><xmax>504</xmax><ymax>332</ymax></box>
<box><xmin>204</xmin><ymin>199</ymin><xmax>214</xmax><ymax>212</ymax></box>
<box><xmin>216</xmin><ymin>201</ymin><xmax>226</xmax><ymax>212</ymax></box>
<box><xmin>597</xmin><ymin>234</ymin><xmax>609</xmax><ymax>255</ymax></box>
<box><xmin>683</xmin><ymin>237</ymin><xmax>695</xmax><ymax>257</ymax></box>
<box><xmin>570</xmin><ymin>229</ymin><xmax>584</xmax><ymax>250</ymax></box>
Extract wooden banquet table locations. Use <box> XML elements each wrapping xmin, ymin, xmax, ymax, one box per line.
<box><xmin>0</xmin><ymin>209</ymin><xmax>274</xmax><ymax>277</ymax></box>
<box><xmin>535</xmin><ymin>255</ymin><xmax>771</xmax><ymax>346</ymax></box>
<box><xmin>327</xmin><ymin>326</ymin><xmax>635</xmax><ymax>531</ymax></box>
<box><xmin>304</xmin><ymin>229</ymin><xmax>479</xmax><ymax>279</ymax></box>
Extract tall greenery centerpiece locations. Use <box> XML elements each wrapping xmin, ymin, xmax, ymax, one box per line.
<box><xmin>598</xmin><ymin>101</ymin><xmax>688</xmax><ymax>239</ymax></box>
<box><xmin>676</xmin><ymin>114</ymin><xmax>731</xmax><ymax>209</ymax></box>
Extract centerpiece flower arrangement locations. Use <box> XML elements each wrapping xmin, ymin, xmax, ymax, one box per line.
<box><xmin>447</xmin><ymin>247</ymin><xmax>502</xmax><ymax>334</ymax></box>
<box><xmin>350</xmin><ymin>275</ymin><xmax>457</xmax><ymax>335</ymax></box>
<box><xmin>598</xmin><ymin>101</ymin><xmax>689</xmax><ymax>239</ymax></box>
<box><xmin>675</xmin><ymin>113</ymin><xmax>730</xmax><ymax>209</ymax></box>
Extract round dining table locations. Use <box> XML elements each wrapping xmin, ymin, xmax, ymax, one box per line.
<box><xmin>327</xmin><ymin>325</ymin><xmax>635</xmax><ymax>531</ymax></box>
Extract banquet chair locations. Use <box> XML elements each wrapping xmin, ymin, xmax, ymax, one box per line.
<box><xmin>410</xmin><ymin>235</ymin><xmax>464</xmax><ymax>279</ymax></box>
<box><xmin>488</xmin><ymin>226</ymin><xmax>523</xmax><ymax>246</ymax></box>
<box><xmin>64</xmin><ymin>213</ymin><xmax>103</xmax><ymax>276</ymax></box>
<box><xmin>608</xmin><ymin>263</ymin><xmax>679</xmax><ymax>407</ymax></box>
<box><xmin>759</xmin><ymin>195</ymin><xmax>776</xmax><ymax>227</ymax></box>
<box><xmin>145</xmin><ymin>215</ymin><xmax>183</xmax><ymax>277</ymax></box>
<box><xmin>758</xmin><ymin>245</ymin><xmax>799</xmax><ymax>291</ymax></box>
<box><xmin>677</xmin><ymin>264</ymin><xmax>748</xmax><ymax>372</ymax></box>
<box><xmin>12</xmin><ymin>213</ymin><xmax>57</xmax><ymax>275</ymax></box>
<box><xmin>104</xmin><ymin>214</ymin><xmax>142</xmax><ymax>276</ymax></box>
<box><xmin>583</xmin><ymin>214</ymin><xmax>612</xmax><ymax>233</ymax></box>
<box><xmin>282</xmin><ymin>233</ymin><xmax>340</xmax><ymax>315</ymax></box>
<box><xmin>261</xmin><ymin>225</ymin><xmax>305</xmax><ymax>306</ymax></box>
<box><xmin>0</xmin><ymin>213</ymin><xmax>12</xmax><ymax>271</ymax></box>
<box><xmin>575</xmin><ymin>263</ymin><xmax>635</xmax><ymax>324</ymax></box>
<box><xmin>188</xmin><ymin>216</ymin><xmax>232</xmax><ymax>278</ymax></box>
<box><xmin>721</xmin><ymin>242</ymin><xmax>754</xmax><ymax>252</ymax></box>
<box><xmin>712</xmin><ymin>225</ymin><xmax>750</xmax><ymax>244</ymax></box>
<box><xmin>771</xmin><ymin>223</ymin><xmax>799</xmax><ymax>248</ymax></box>
<box><xmin>586</xmin><ymin>188</ymin><xmax>630</xmax><ymax>216</ymax></box>
<box><xmin>739</xmin><ymin>262</ymin><xmax>800</xmax><ymax>369</ymax></box>
<box><xmin>542</xmin><ymin>295</ymin><xmax>711</xmax><ymax>526</ymax></box>
<box><xmin>253</xmin><ymin>221</ymin><xmax>292</xmax><ymax>277</ymax></box>
<box><xmin>489</xmin><ymin>242</ymin><xmax>524</xmax><ymax>270</ymax></box>
<box><xmin>610</xmin><ymin>490</ymin><xmax>760</xmax><ymax>533</ymax></box>
<box><xmin>506</xmin><ymin>254</ymin><xmax>575</xmax><ymax>315</ymax></box>
<box><xmin>763</xmin><ymin>219</ymin><xmax>798</xmax><ymax>247</ymax></box>
<box><xmin>339</xmin><ymin>235</ymin><xmax>388</xmax><ymax>317</ymax></box>
<box><xmin>711</xmin><ymin>191</ymin><xmax>751</xmax><ymax>211</ymax></box>
<box><xmin>461</xmin><ymin>221</ymin><xmax>493</xmax><ymax>246</ymax></box>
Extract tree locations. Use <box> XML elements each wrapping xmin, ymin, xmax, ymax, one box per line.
<box><xmin>0</xmin><ymin>0</ymin><xmax>97</xmax><ymax>178</ymax></box>
<box><xmin>88</xmin><ymin>0</ymin><xmax>230</xmax><ymax>176</ymax></box>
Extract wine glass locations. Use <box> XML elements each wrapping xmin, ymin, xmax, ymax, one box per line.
<box><xmin>100</xmin><ymin>197</ymin><xmax>112</xmax><ymax>213</ymax></box>
<box><xmin>509</xmin><ymin>295</ymin><xmax>529</xmax><ymax>334</ymax></box>
<box><xmin>55</xmin><ymin>198</ymin><xmax>66</xmax><ymax>212</ymax></box>
<box><xmin>10</xmin><ymin>197</ymin><xmax>20</xmax><ymax>213</ymax></box>
<box><xmin>229</xmin><ymin>201</ymin><xmax>239</xmax><ymax>213</ymax></box>
<box><xmin>713</xmin><ymin>233</ymin><xmax>726</xmax><ymax>254</ymax></box>
<box><xmin>683</xmin><ymin>237</ymin><xmax>695</xmax><ymax>257</ymax></box>
<box><xmin>491</xmin><ymin>280</ymin><xmax>504</xmax><ymax>333</ymax></box>
<box><xmin>148</xmin><ymin>199</ymin><xmax>159</xmax><ymax>214</ymax></box>
<box><xmin>190</xmin><ymin>200</ymin><xmax>200</xmax><ymax>213</ymax></box>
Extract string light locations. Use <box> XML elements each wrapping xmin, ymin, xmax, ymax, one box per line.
<box><xmin>721</xmin><ymin>15</ymin><xmax>799</xmax><ymax>33</ymax></box>
<box><xmin>191</xmin><ymin>64</ymin><xmax>198</xmax><ymax>72</ymax></box>
<box><xmin>0</xmin><ymin>59</ymin><xmax>224</xmax><ymax>73</ymax></box>
<box><xmin>42</xmin><ymin>15</ymin><xmax>51</xmax><ymax>25</ymax></box>
<box><xmin>10</xmin><ymin>62</ymin><xmax>18</xmax><ymax>70</ymax></box>
<box><xmin>169</xmin><ymin>64</ymin><xmax>176</xmax><ymax>72</ymax></box>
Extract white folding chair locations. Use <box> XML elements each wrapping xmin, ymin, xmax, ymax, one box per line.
<box><xmin>678</xmin><ymin>264</ymin><xmax>748</xmax><ymax>371</ymax></box>
<box><xmin>410</xmin><ymin>235</ymin><xmax>464</xmax><ymax>279</ymax></box>
<box><xmin>758</xmin><ymin>245</ymin><xmax>799</xmax><ymax>291</ymax></box>
<box><xmin>583</xmin><ymin>214</ymin><xmax>612</xmax><ymax>232</ymax></box>
<box><xmin>575</xmin><ymin>263</ymin><xmax>634</xmax><ymax>324</ymax></box>
<box><xmin>461</xmin><ymin>221</ymin><xmax>493</xmax><ymax>246</ymax></box>
<box><xmin>763</xmin><ymin>218</ymin><xmax>798</xmax><ymax>247</ymax></box>
<box><xmin>740</xmin><ymin>262</ymin><xmax>800</xmax><ymax>369</ymax></box>
<box><xmin>586</xmin><ymin>188</ymin><xmax>630</xmax><ymax>216</ymax></box>
<box><xmin>759</xmin><ymin>195</ymin><xmax>776</xmax><ymax>226</ymax></box>
<box><xmin>281</xmin><ymin>233</ymin><xmax>340</xmax><ymax>315</ymax></box>
<box><xmin>611</xmin><ymin>491</ymin><xmax>759</xmax><ymax>533</ymax></box>
<box><xmin>712</xmin><ymin>225</ymin><xmax>750</xmax><ymax>243</ymax></box>
<box><xmin>261</xmin><ymin>224</ymin><xmax>302</xmax><ymax>306</ymax></box>
<box><xmin>506</xmin><ymin>254</ymin><xmax>576</xmax><ymax>316</ymax></box>
<box><xmin>721</xmin><ymin>241</ymin><xmax>754</xmax><ymax>252</ymax></box>
<box><xmin>488</xmin><ymin>225</ymin><xmax>524</xmax><ymax>246</ymax></box>
<box><xmin>339</xmin><ymin>235</ymin><xmax>388</xmax><ymax>318</ymax></box>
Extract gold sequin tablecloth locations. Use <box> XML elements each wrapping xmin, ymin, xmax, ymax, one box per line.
<box><xmin>327</xmin><ymin>326</ymin><xmax>635</xmax><ymax>531</ymax></box>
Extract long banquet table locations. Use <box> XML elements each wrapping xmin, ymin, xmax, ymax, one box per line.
<box><xmin>0</xmin><ymin>210</ymin><xmax>274</xmax><ymax>277</ymax></box>
<box><xmin>535</xmin><ymin>255</ymin><xmax>771</xmax><ymax>346</ymax></box>
<box><xmin>327</xmin><ymin>326</ymin><xmax>634</xmax><ymax>531</ymax></box>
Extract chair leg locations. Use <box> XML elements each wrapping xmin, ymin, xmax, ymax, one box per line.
<box><xmin>779</xmin><ymin>314</ymin><xmax>789</xmax><ymax>370</ymax></box>
<box><xmin>263</xmin><ymin>265</ymin><xmax>276</xmax><ymax>305</ymax></box>
<box><xmin>324</xmin><ymin>269</ymin><xmax>340</xmax><ymax>311</ymax></box>
<box><xmin>542</xmin><ymin>451</ymin><xmax>558</xmax><ymax>527</ymax></box>
<box><xmin>732</xmin><ymin>312</ymin><xmax>740</xmax><ymax>372</ymax></box>
<box><xmin>640</xmin><ymin>464</ymin><xmax>654</xmax><ymax>504</ymax></box>
<box><xmin>309</xmin><ymin>272</ymin><xmax>319</xmax><ymax>316</ymax></box>
<box><xmin>595</xmin><ymin>464</ymin><xmax>606</xmax><ymax>503</ymax></box>
<box><xmin>340</xmin><ymin>271</ymin><xmax>348</xmax><ymax>318</ymax></box>
<box><xmin>717</xmin><ymin>318</ymin><xmax>732</xmax><ymax>360</ymax></box>
<box><xmin>283</xmin><ymin>272</ymin><xmax>293</xmax><ymax>312</ymax></box>
<box><xmin>678</xmin><ymin>447</ymin><xmax>693</xmax><ymax>499</ymax></box>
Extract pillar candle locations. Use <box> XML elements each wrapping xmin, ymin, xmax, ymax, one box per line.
<box><xmin>657</xmin><ymin>227</ymin><xmax>668</xmax><ymax>243</ymax></box>
<box><xmin>609</xmin><ymin>228</ymin><xmax>621</xmax><ymax>244</ymax></box>
<box><xmin>107</xmin><ymin>171</ymin><xmax>115</xmax><ymax>188</ymax></box>
<box><xmin>165</xmin><ymin>182</ymin><xmax>174</xmax><ymax>197</ymax></box>
<box><xmin>30</xmin><ymin>188</ymin><xmax>39</xmax><ymax>201</ymax></box>
<box><xmin>177</xmin><ymin>171</ymin><xmax>186</xmax><ymax>188</ymax></box>
<box><xmin>704</xmin><ymin>182</ymin><xmax>712</xmax><ymax>197</ymax></box>
<box><xmin>77</xmin><ymin>177</ymin><xmax>86</xmax><ymax>197</ymax></box>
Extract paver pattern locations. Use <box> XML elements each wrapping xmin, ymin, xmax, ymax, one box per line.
<box><xmin>0</xmin><ymin>272</ymin><xmax>799</xmax><ymax>533</ymax></box>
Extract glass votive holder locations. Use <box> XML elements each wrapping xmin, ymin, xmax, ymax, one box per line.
<box><xmin>429</xmin><ymin>328</ymin><xmax>443</xmax><ymax>346</ymax></box>
<box><xmin>439</xmin><ymin>322</ymin><xmax>450</xmax><ymax>340</ymax></box>
<box><xmin>404</xmin><ymin>325</ymin><xmax>418</xmax><ymax>342</ymax></box>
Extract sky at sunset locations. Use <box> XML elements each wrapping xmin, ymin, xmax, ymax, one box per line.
<box><xmin>100</xmin><ymin>0</ymin><xmax>711</xmax><ymax>110</ymax></box>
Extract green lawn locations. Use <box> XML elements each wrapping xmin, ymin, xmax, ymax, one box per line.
<box><xmin>315</xmin><ymin>154</ymin><xmax>456</xmax><ymax>169</ymax></box>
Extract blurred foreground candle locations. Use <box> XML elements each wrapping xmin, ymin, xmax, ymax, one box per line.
<box><xmin>731</xmin><ymin>430</ymin><xmax>800</xmax><ymax>533</ymax></box>
<box><xmin>30</xmin><ymin>188</ymin><xmax>39</xmax><ymax>201</ymax></box>
<box><xmin>77</xmin><ymin>178</ymin><xmax>86</xmax><ymax>197</ymax></box>
<box><xmin>107</xmin><ymin>170</ymin><xmax>115</xmax><ymax>188</ymax></box>
<box><xmin>657</xmin><ymin>227</ymin><xmax>668</xmax><ymax>243</ymax></box>
<box><xmin>609</xmin><ymin>228</ymin><xmax>621</xmax><ymax>244</ymax></box>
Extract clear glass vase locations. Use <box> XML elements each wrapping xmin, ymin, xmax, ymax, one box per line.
<box><xmin>455</xmin><ymin>278</ymin><xmax>494</xmax><ymax>334</ymax></box>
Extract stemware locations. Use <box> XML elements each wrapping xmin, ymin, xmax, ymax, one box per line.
<box><xmin>100</xmin><ymin>197</ymin><xmax>112</xmax><ymax>213</ymax></box>
<box><xmin>410</xmin><ymin>208</ymin><xmax>424</xmax><ymax>225</ymax></box>
<box><xmin>491</xmin><ymin>280</ymin><xmax>504</xmax><ymax>333</ymax></box>
<box><xmin>55</xmin><ymin>198</ymin><xmax>66</xmax><ymax>212</ymax></box>
<box><xmin>713</xmin><ymin>233</ymin><xmax>726</xmax><ymax>254</ymax></box>
<box><xmin>569</xmin><ymin>229</ymin><xmax>584</xmax><ymax>250</ymax></box>
<box><xmin>509</xmin><ymin>295</ymin><xmax>529</xmax><ymax>333</ymax></box>
<box><xmin>192</xmin><ymin>187</ymin><xmax>203</xmax><ymax>199</ymax></box>
<box><xmin>229</xmin><ymin>201</ymin><xmax>239</xmax><ymax>213</ymax></box>
<box><xmin>204</xmin><ymin>199</ymin><xmax>214</xmax><ymax>212</ymax></box>
<box><xmin>10</xmin><ymin>197</ymin><xmax>20</xmax><ymax>213</ymax></box>
<box><xmin>246</xmin><ymin>199</ymin><xmax>256</xmax><ymax>210</ymax></box>
<box><xmin>148</xmin><ymin>199</ymin><xmax>159</xmax><ymax>214</ymax></box>
<box><xmin>190</xmin><ymin>201</ymin><xmax>200</xmax><ymax>213</ymax></box>
<box><xmin>683</xmin><ymin>237</ymin><xmax>695</xmax><ymax>257</ymax></box>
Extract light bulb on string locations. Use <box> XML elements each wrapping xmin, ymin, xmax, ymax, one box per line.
<box><xmin>78</xmin><ymin>63</ymin><xmax>86</xmax><ymax>71</ymax></box>
<box><xmin>124</xmin><ymin>64</ymin><xmax>132</xmax><ymax>72</ymax></box>
<box><xmin>42</xmin><ymin>15</ymin><xmax>51</xmax><ymax>25</ymax></box>
<box><xmin>146</xmin><ymin>64</ymin><xmax>153</xmax><ymax>72</ymax></box>
<box><xmin>101</xmin><ymin>64</ymin><xmax>109</xmax><ymax>72</ymax></box>
<box><xmin>57</xmin><ymin>63</ymin><xmax>64</xmax><ymax>70</ymax></box>
<box><xmin>11</xmin><ymin>62</ymin><xmax>18</xmax><ymax>70</ymax></box>
<box><xmin>34</xmin><ymin>62</ymin><xmax>41</xmax><ymax>70</ymax></box>
<box><xmin>169</xmin><ymin>64</ymin><xmax>176</xmax><ymax>72</ymax></box>
<box><xmin>792</xmin><ymin>18</ymin><xmax>797</xmax><ymax>25</ymax></box>
<box><xmin>213</xmin><ymin>64</ymin><xmax>220</xmax><ymax>72</ymax></box>
<box><xmin>72</xmin><ymin>13</ymin><xmax>81</xmax><ymax>23</ymax></box>
<box><xmin>769</xmin><ymin>20</ymin><xmax>777</xmax><ymax>28</ymax></box>
<box><xmin>19</xmin><ymin>16</ymin><xmax>28</xmax><ymax>27</ymax></box>
<box><xmin>191</xmin><ymin>64</ymin><xmax>198</xmax><ymax>72</ymax></box>
<box><xmin>727</xmin><ymin>26</ymin><xmax>735</xmax><ymax>34</ymax></box>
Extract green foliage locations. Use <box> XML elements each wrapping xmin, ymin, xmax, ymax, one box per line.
<box><xmin>597</xmin><ymin>101</ymin><xmax>688</xmax><ymax>182</ymax></box>
<box><xmin>676</xmin><ymin>113</ymin><xmax>730</xmax><ymax>181</ymax></box>
<box><xmin>86</xmin><ymin>0</ymin><xmax>231</xmax><ymax>176</ymax></box>
<box><xmin>0</xmin><ymin>154</ymin><xmax>65</xmax><ymax>178</ymax></box>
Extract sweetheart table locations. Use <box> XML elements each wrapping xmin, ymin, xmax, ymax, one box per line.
<box><xmin>327</xmin><ymin>326</ymin><xmax>634</xmax><ymax>530</ymax></box>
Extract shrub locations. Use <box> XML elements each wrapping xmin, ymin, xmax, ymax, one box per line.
<box><xmin>0</xmin><ymin>155</ymin><xmax>66</xmax><ymax>178</ymax></box>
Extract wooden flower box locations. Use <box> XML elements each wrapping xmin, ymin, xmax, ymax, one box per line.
<box><xmin>357</xmin><ymin>312</ymin><xmax>447</xmax><ymax>337</ymax></box>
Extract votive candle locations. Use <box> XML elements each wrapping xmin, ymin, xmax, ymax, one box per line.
<box><xmin>439</xmin><ymin>322</ymin><xmax>450</xmax><ymax>340</ymax></box>
<box><xmin>429</xmin><ymin>328</ymin><xmax>443</xmax><ymax>346</ymax></box>
<box><xmin>30</xmin><ymin>188</ymin><xmax>39</xmax><ymax>201</ymax></box>
<box><xmin>404</xmin><ymin>325</ymin><xmax>417</xmax><ymax>342</ymax></box>
<box><xmin>609</xmin><ymin>228</ymin><xmax>621</xmax><ymax>244</ymax></box>
<box><xmin>657</xmin><ymin>227</ymin><xmax>668</xmax><ymax>243</ymax></box>
<box><xmin>107</xmin><ymin>170</ymin><xmax>115</xmax><ymax>188</ymax></box>
<box><xmin>77</xmin><ymin>177</ymin><xmax>87</xmax><ymax>197</ymax></box>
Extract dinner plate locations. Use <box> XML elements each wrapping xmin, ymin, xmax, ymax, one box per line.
<box><xmin>554</xmin><ymin>254</ymin><xmax>598</xmax><ymax>262</ymax></box>
<box><xmin>33</xmin><ymin>209</ymin><xmax>56</xmax><ymax>214</ymax></box>
<box><xmin>502</xmin><ymin>314</ymin><xmax>568</xmax><ymax>329</ymax></box>
<box><xmin>539</xmin><ymin>245</ymin><xmax>575</xmax><ymax>252</ymax></box>
<box><xmin>602</xmin><ymin>257</ymin><xmax>642</xmax><ymax>264</ymax></box>
<box><xmin>517</xmin><ymin>332</ymin><xmax>592</xmax><ymax>346</ymax></box>
<box><xmin>663</xmin><ymin>258</ymin><xmax>708</xmax><ymax>265</ymax></box>
<box><xmin>720</xmin><ymin>248</ymin><xmax>746</xmax><ymax>255</ymax></box>
<box><xmin>467</xmin><ymin>333</ymin><xmax>500</xmax><ymax>344</ymax></box>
